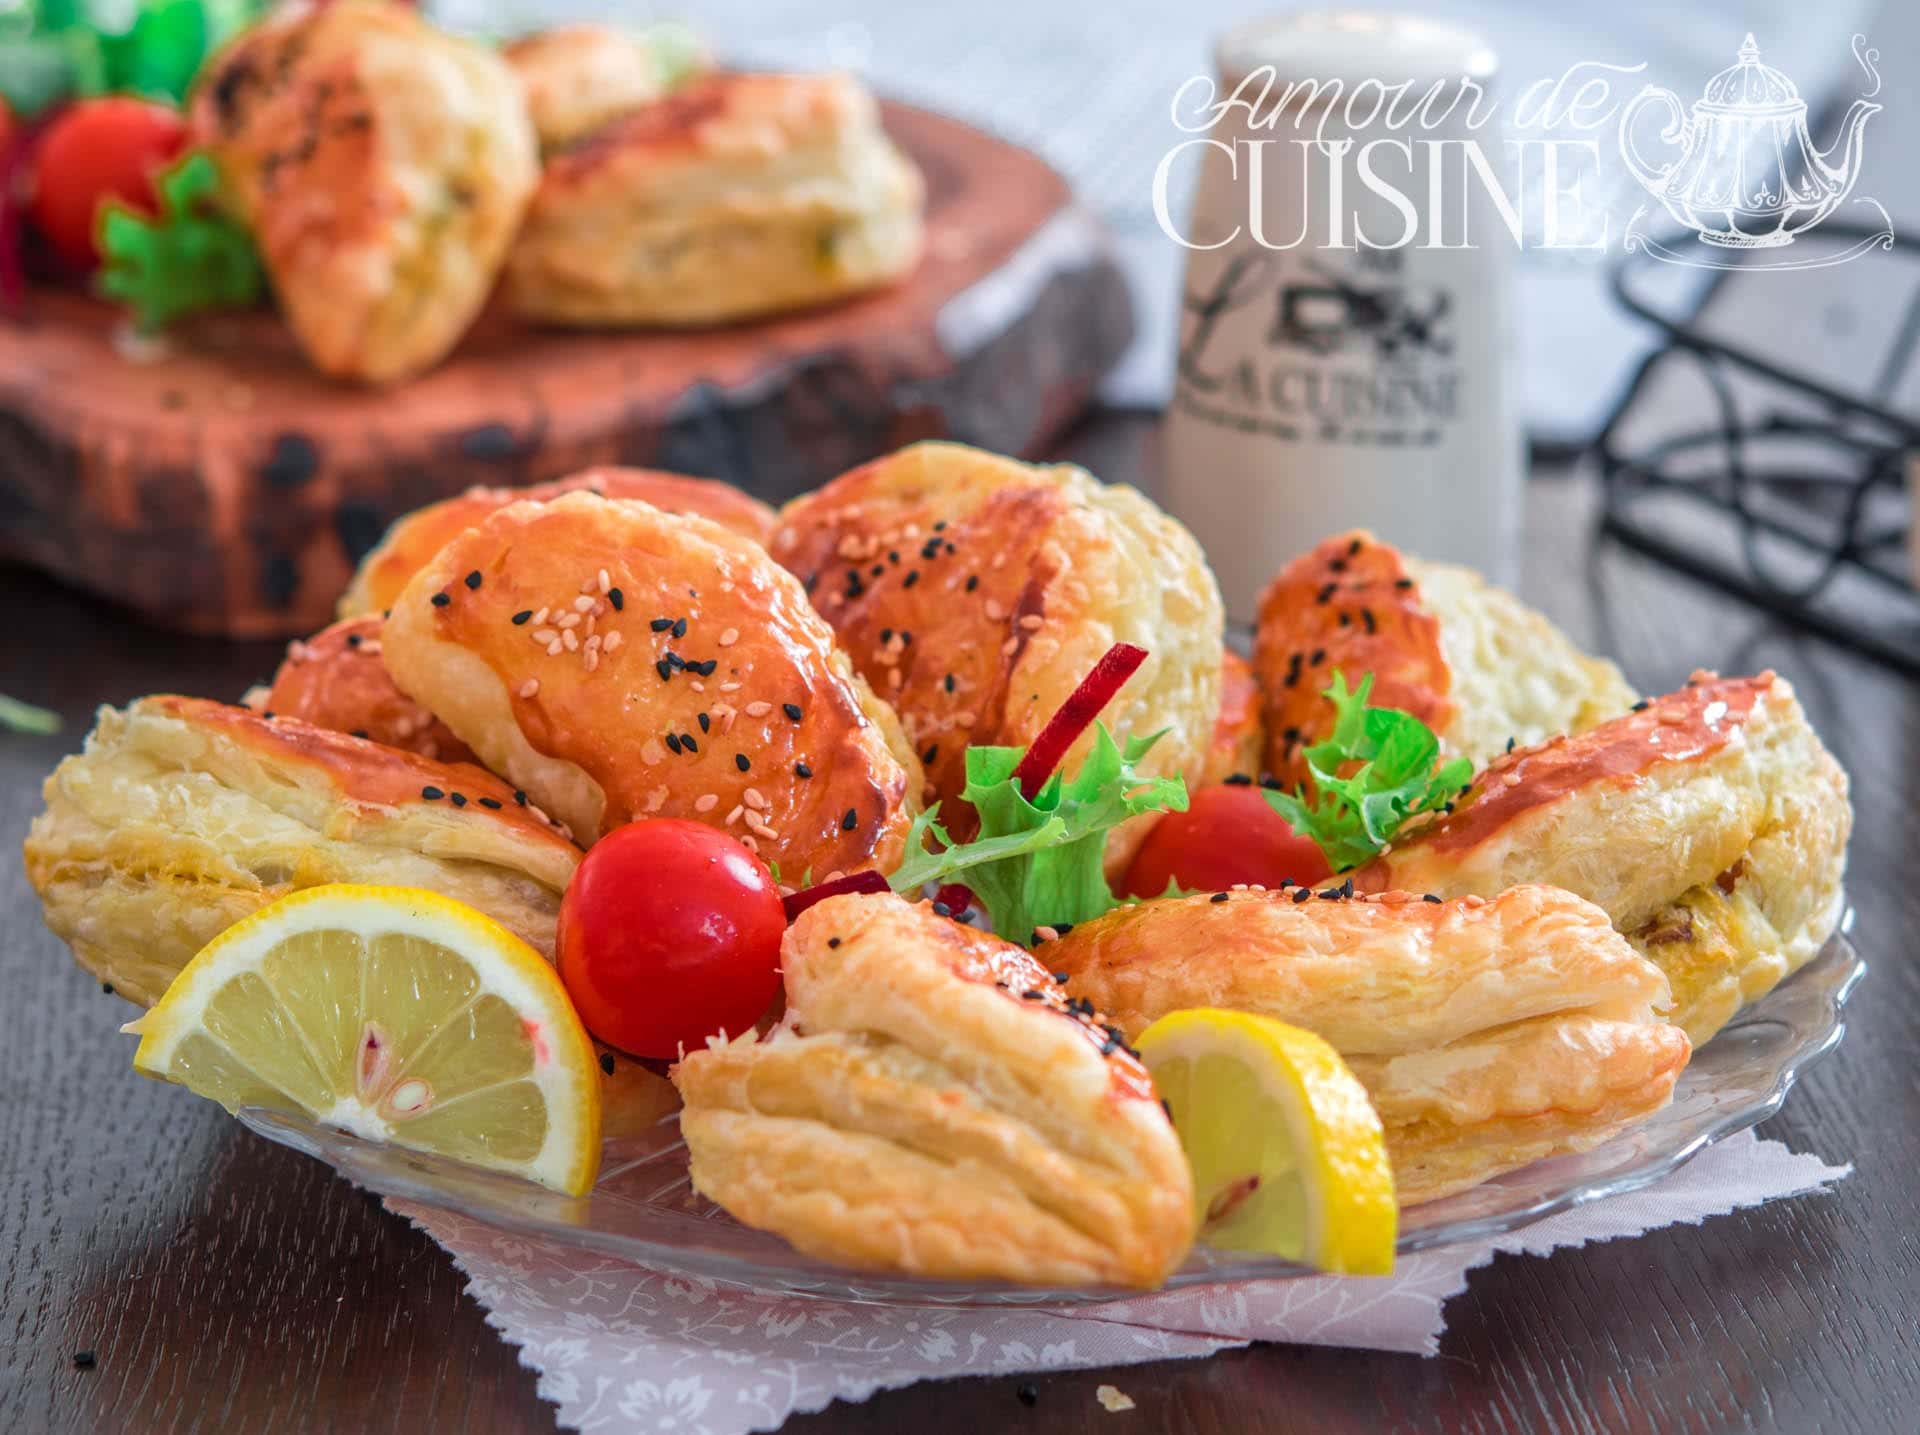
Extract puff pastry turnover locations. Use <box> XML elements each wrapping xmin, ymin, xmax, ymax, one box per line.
<box><xmin>504</xmin><ymin>24</ymin><xmax>703</xmax><ymax>152</ymax></box>
<box><xmin>23</xmin><ymin>697</ymin><xmax>580</xmax><ymax>1008</ymax></box>
<box><xmin>769</xmin><ymin>442</ymin><xmax>1223</xmax><ymax>868</ymax></box>
<box><xmin>507</xmin><ymin>71</ymin><xmax>923</xmax><ymax>326</ymax></box>
<box><xmin>1202</xmin><ymin>650</ymin><xmax>1266</xmax><ymax>786</ymax></box>
<box><xmin>339</xmin><ymin>467</ymin><xmax>777</xmax><ymax>620</ymax></box>
<box><xmin>1352</xmin><ymin>670</ymin><xmax>1851</xmax><ymax>1044</ymax></box>
<box><xmin>1044</xmin><ymin>885</ymin><xmax>1691</xmax><ymax>1206</ymax></box>
<box><xmin>1253</xmin><ymin>531</ymin><xmax>1634</xmax><ymax>785</ymax></box>
<box><xmin>380</xmin><ymin>492</ymin><xmax>920</xmax><ymax>874</ymax></box>
<box><xmin>251</xmin><ymin>616</ymin><xmax>473</xmax><ymax>763</ymax></box>
<box><xmin>674</xmin><ymin>892</ymin><xmax>1195</xmax><ymax>1287</ymax></box>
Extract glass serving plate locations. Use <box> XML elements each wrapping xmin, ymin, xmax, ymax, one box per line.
<box><xmin>238</xmin><ymin>920</ymin><xmax>1863</xmax><ymax>1308</ymax></box>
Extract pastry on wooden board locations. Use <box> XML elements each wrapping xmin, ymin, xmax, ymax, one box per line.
<box><xmin>379</xmin><ymin>492</ymin><xmax>922</xmax><ymax>874</ymax></box>
<box><xmin>767</xmin><ymin>441</ymin><xmax>1223</xmax><ymax>869</ymax></box>
<box><xmin>1351</xmin><ymin>671</ymin><xmax>1852</xmax><ymax>1044</ymax></box>
<box><xmin>338</xmin><ymin>467</ymin><xmax>778</xmax><ymax>619</ymax></box>
<box><xmin>674</xmin><ymin>892</ymin><xmax>1195</xmax><ymax>1287</ymax></box>
<box><xmin>1044</xmin><ymin>884</ymin><xmax>1691</xmax><ymax>1206</ymax></box>
<box><xmin>23</xmin><ymin>697</ymin><xmax>581</xmax><ymax>1008</ymax></box>
<box><xmin>504</xmin><ymin>24</ymin><xmax>707</xmax><ymax>152</ymax></box>
<box><xmin>189</xmin><ymin>0</ymin><xmax>537</xmax><ymax>383</ymax></box>
<box><xmin>1252</xmin><ymin>531</ymin><xmax>1635</xmax><ymax>786</ymax></box>
<box><xmin>507</xmin><ymin>71</ymin><xmax>924</xmax><ymax>326</ymax></box>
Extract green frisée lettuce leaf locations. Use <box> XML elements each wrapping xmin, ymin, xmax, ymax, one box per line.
<box><xmin>888</xmin><ymin>722</ymin><xmax>1187</xmax><ymax>944</ymax></box>
<box><xmin>97</xmin><ymin>151</ymin><xmax>262</xmax><ymax>332</ymax></box>
<box><xmin>1264</xmin><ymin>671</ymin><xmax>1472</xmax><ymax>873</ymax></box>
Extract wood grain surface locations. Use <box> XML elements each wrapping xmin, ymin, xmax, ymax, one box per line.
<box><xmin>0</xmin><ymin>100</ymin><xmax>1131</xmax><ymax>639</ymax></box>
<box><xmin>3</xmin><ymin>413</ymin><xmax>1916</xmax><ymax>1433</ymax></box>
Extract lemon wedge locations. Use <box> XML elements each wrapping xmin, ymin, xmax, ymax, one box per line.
<box><xmin>1135</xmin><ymin>1008</ymin><xmax>1396</xmax><ymax>1274</ymax></box>
<box><xmin>126</xmin><ymin>885</ymin><xmax>602</xmax><ymax>1196</ymax></box>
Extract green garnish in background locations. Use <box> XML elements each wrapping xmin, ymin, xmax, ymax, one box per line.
<box><xmin>1265</xmin><ymin>671</ymin><xmax>1472</xmax><ymax>874</ymax></box>
<box><xmin>96</xmin><ymin>150</ymin><xmax>261</xmax><ymax>331</ymax></box>
<box><xmin>888</xmin><ymin>723</ymin><xmax>1187</xmax><ymax>945</ymax></box>
<box><xmin>0</xmin><ymin>694</ymin><xmax>60</xmax><ymax>734</ymax></box>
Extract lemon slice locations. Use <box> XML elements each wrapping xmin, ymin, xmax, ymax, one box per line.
<box><xmin>126</xmin><ymin>885</ymin><xmax>601</xmax><ymax>1196</ymax></box>
<box><xmin>1135</xmin><ymin>1008</ymin><xmax>1396</xmax><ymax>1274</ymax></box>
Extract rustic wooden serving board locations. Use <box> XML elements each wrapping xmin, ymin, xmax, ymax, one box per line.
<box><xmin>0</xmin><ymin>101</ymin><xmax>1133</xmax><ymax>638</ymax></box>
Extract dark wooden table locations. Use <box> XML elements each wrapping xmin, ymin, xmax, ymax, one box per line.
<box><xmin>4</xmin><ymin>414</ymin><xmax>1916</xmax><ymax>1434</ymax></box>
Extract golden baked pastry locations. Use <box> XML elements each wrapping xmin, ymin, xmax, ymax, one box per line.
<box><xmin>251</xmin><ymin>616</ymin><xmax>473</xmax><ymax>763</ymax></box>
<box><xmin>23</xmin><ymin>697</ymin><xmax>580</xmax><ymax>1008</ymax></box>
<box><xmin>504</xmin><ymin>24</ymin><xmax>707</xmax><ymax>152</ymax></box>
<box><xmin>506</xmin><ymin>71</ymin><xmax>924</xmax><ymax>326</ymax></box>
<box><xmin>190</xmin><ymin>0</ymin><xmax>536</xmax><ymax>382</ymax></box>
<box><xmin>380</xmin><ymin>492</ymin><xmax>920</xmax><ymax>874</ymax></box>
<box><xmin>1045</xmin><ymin>885</ymin><xmax>1691</xmax><ymax>1206</ymax></box>
<box><xmin>1201</xmin><ymin>650</ymin><xmax>1266</xmax><ymax>786</ymax></box>
<box><xmin>674</xmin><ymin>892</ymin><xmax>1195</xmax><ymax>1287</ymax></box>
<box><xmin>338</xmin><ymin>467</ymin><xmax>778</xmax><ymax>619</ymax></box>
<box><xmin>1253</xmin><ymin>531</ymin><xmax>1634</xmax><ymax>786</ymax></box>
<box><xmin>1352</xmin><ymin>670</ymin><xmax>1851</xmax><ymax>1044</ymax></box>
<box><xmin>768</xmin><ymin>442</ymin><xmax>1222</xmax><ymax>868</ymax></box>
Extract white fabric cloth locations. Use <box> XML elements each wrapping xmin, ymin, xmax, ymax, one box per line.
<box><xmin>389</xmin><ymin>1130</ymin><xmax>1847</xmax><ymax>1435</ymax></box>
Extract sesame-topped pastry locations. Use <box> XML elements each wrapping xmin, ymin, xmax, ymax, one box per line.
<box><xmin>1252</xmin><ymin>531</ymin><xmax>1634</xmax><ymax>787</ymax></box>
<box><xmin>1045</xmin><ymin>884</ymin><xmax>1692</xmax><ymax>1206</ymax></box>
<box><xmin>338</xmin><ymin>467</ymin><xmax>777</xmax><ymax>619</ymax></box>
<box><xmin>250</xmin><ymin>616</ymin><xmax>474</xmax><ymax>763</ymax></box>
<box><xmin>190</xmin><ymin>0</ymin><xmax>537</xmax><ymax>382</ymax></box>
<box><xmin>379</xmin><ymin>492</ymin><xmax>921</xmax><ymax>874</ymax></box>
<box><xmin>506</xmin><ymin>70</ymin><xmax>924</xmax><ymax>326</ymax></box>
<box><xmin>674</xmin><ymin>892</ymin><xmax>1195</xmax><ymax>1287</ymax></box>
<box><xmin>503</xmin><ymin>23</ymin><xmax>708</xmax><ymax>152</ymax></box>
<box><xmin>23</xmin><ymin>697</ymin><xmax>581</xmax><ymax>1008</ymax></box>
<box><xmin>1351</xmin><ymin>671</ymin><xmax>1852</xmax><ymax>1044</ymax></box>
<box><xmin>1201</xmin><ymin>650</ymin><xmax>1266</xmax><ymax>786</ymax></box>
<box><xmin>768</xmin><ymin>442</ymin><xmax>1223</xmax><ymax>868</ymax></box>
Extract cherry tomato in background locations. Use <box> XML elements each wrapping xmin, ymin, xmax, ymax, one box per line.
<box><xmin>27</xmin><ymin>97</ymin><xmax>188</xmax><ymax>272</ymax></box>
<box><xmin>1119</xmin><ymin>783</ymin><xmax>1333</xmax><ymax>899</ymax></box>
<box><xmin>557</xmin><ymin>819</ymin><xmax>787</xmax><ymax>1059</ymax></box>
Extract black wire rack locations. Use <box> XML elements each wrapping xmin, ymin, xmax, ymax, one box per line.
<box><xmin>1593</xmin><ymin>220</ymin><xmax>1920</xmax><ymax>674</ymax></box>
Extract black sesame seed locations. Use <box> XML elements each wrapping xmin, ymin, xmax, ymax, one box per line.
<box><xmin>965</xmin><ymin>575</ymin><xmax>979</xmax><ymax>592</ymax></box>
<box><xmin>1309</xmin><ymin>647</ymin><xmax>1326</xmax><ymax>665</ymax></box>
<box><xmin>889</xmin><ymin>551</ymin><xmax>901</xmax><ymax>564</ymax></box>
<box><xmin>665</xmin><ymin>652</ymin><xmax>685</xmax><ymax>670</ymax></box>
<box><xmin>430</xmin><ymin>592</ymin><xmax>450</xmax><ymax>607</ymax></box>
<box><xmin>1211</xmin><ymin>891</ymin><xmax>1231</xmax><ymax>903</ymax></box>
<box><xmin>1506</xmin><ymin>736</ymin><xmax>1516</xmax><ymax>753</ymax></box>
<box><xmin>735</xmin><ymin>753</ymin><xmax>751</xmax><ymax>773</ymax></box>
<box><xmin>101</xmin><ymin>981</ymin><xmax>114</xmax><ymax>995</ymax></box>
<box><xmin>464</xmin><ymin>570</ymin><xmax>482</xmax><ymax>590</ymax></box>
<box><xmin>698</xmin><ymin>712</ymin><xmax>711</xmax><ymax>733</ymax></box>
<box><xmin>346</xmin><ymin>632</ymin><xmax>363</xmax><ymax>647</ymax></box>
<box><xmin>672</xmin><ymin>618</ymin><xmax>688</xmax><ymax>639</ymax></box>
<box><xmin>608</xmin><ymin>588</ymin><xmax>624</xmax><ymax>611</ymax></box>
<box><xmin>599</xmin><ymin>1052</ymin><xmax>615</xmax><ymax>1075</ymax></box>
<box><xmin>1225</xmin><ymin>772</ymin><xmax>1253</xmax><ymax>786</ymax></box>
<box><xmin>680</xmin><ymin>733</ymin><xmax>697</xmax><ymax>752</ymax></box>
<box><xmin>1632</xmin><ymin>699</ymin><xmax>1650</xmax><ymax>712</ymax></box>
<box><xmin>1293</xmin><ymin>887</ymin><xmax>1313</xmax><ymax>903</ymax></box>
<box><xmin>944</xmin><ymin>673</ymin><xmax>956</xmax><ymax>693</ymax></box>
<box><xmin>1348</xmin><ymin>537</ymin><xmax>1363</xmax><ymax>555</ymax></box>
<box><xmin>656</xmin><ymin>659</ymin><xmax>674</xmax><ymax>681</ymax></box>
<box><xmin>349</xmin><ymin>729</ymin><xmax>369</xmax><ymax>739</ymax></box>
<box><xmin>1052</xmin><ymin>970</ymin><xmax>1070</xmax><ymax>983</ymax></box>
<box><xmin>449</xmin><ymin>792</ymin><xmax>467</xmax><ymax>807</ymax></box>
<box><xmin>932</xmin><ymin>902</ymin><xmax>951</xmax><ymax>917</ymax></box>
<box><xmin>479</xmin><ymin>796</ymin><xmax>502</xmax><ymax>809</ymax></box>
<box><xmin>783</xmin><ymin>702</ymin><xmax>803</xmax><ymax>722</ymax></box>
<box><xmin>514</xmin><ymin>790</ymin><xmax>527</xmax><ymax>805</ymax></box>
<box><xmin>693</xmin><ymin>660</ymin><xmax>718</xmax><ymax>676</ymax></box>
<box><xmin>1424</xmin><ymin>893</ymin><xmax>1443</xmax><ymax>903</ymax></box>
<box><xmin>1337</xmin><ymin>612</ymin><xmax>1350</xmax><ymax>627</ymax></box>
<box><xmin>1160</xmin><ymin>1098</ymin><xmax>1173</xmax><ymax>1120</ymax></box>
<box><xmin>1361</xmin><ymin>609</ymin><xmax>1377</xmax><ymax>634</ymax></box>
<box><xmin>871</xmin><ymin>564</ymin><xmax>885</xmax><ymax>578</ymax></box>
<box><xmin>262</xmin><ymin>711</ymin><xmax>275</xmax><ymax>720</ymax></box>
<box><xmin>1260</xmin><ymin>776</ymin><xmax>1284</xmax><ymax>791</ymax></box>
<box><xmin>651</xmin><ymin>617</ymin><xmax>673</xmax><ymax>632</ymax></box>
<box><xmin>666</xmin><ymin>733</ymin><xmax>683</xmax><ymax>754</ymax></box>
<box><xmin>903</xmin><ymin>570</ymin><xmax>920</xmax><ymax>588</ymax></box>
<box><xmin>1395</xmin><ymin>577</ymin><xmax>1414</xmax><ymax>589</ymax></box>
<box><xmin>1316</xmin><ymin>583</ymin><xmax>1337</xmax><ymax>604</ymax></box>
<box><xmin>827</xmin><ymin>937</ymin><xmax>842</xmax><ymax>949</ymax></box>
<box><xmin>841</xmin><ymin>807</ymin><xmax>857</xmax><ymax>830</ymax></box>
<box><xmin>1329</xmin><ymin>557</ymin><xmax>1348</xmax><ymax>573</ymax></box>
<box><xmin>934</xmin><ymin>520</ymin><xmax>948</xmax><ymax>532</ymax></box>
<box><xmin>795</xmin><ymin>762</ymin><xmax>812</xmax><ymax>778</ymax></box>
<box><xmin>511</xmin><ymin>610</ymin><xmax>532</xmax><ymax>625</ymax></box>
<box><xmin>421</xmin><ymin>786</ymin><xmax>444</xmax><ymax>800</ymax></box>
<box><xmin>921</xmin><ymin>744</ymin><xmax>939</xmax><ymax>766</ymax></box>
<box><xmin>880</xmin><ymin>627</ymin><xmax>894</xmax><ymax>642</ymax></box>
<box><xmin>1022</xmin><ymin>989</ymin><xmax>1045</xmax><ymax>1001</ymax></box>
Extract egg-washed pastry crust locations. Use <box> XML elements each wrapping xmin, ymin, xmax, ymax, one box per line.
<box><xmin>507</xmin><ymin>70</ymin><xmax>923</xmax><ymax>326</ymax></box>
<box><xmin>254</xmin><ymin>615</ymin><xmax>473</xmax><ymax>763</ymax></box>
<box><xmin>769</xmin><ymin>442</ymin><xmax>1222</xmax><ymax>869</ymax></box>
<box><xmin>23</xmin><ymin>697</ymin><xmax>580</xmax><ymax>1008</ymax></box>
<box><xmin>1201</xmin><ymin>650</ymin><xmax>1265</xmax><ymax>786</ymax></box>
<box><xmin>1353</xmin><ymin>671</ymin><xmax>1851</xmax><ymax>1043</ymax></box>
<box><xmin>338</xmin><ymin>467</ymin><xmax>777</xmax><ymax>620</ymax></box>
<box><xmin>504</xmin><ymin>24</ymin><xmax>693</xmax><ymax>152</ymax></box>
<box><xmin>190</xmin><ymin>0</ymin><xmax>537</xmax><ymax>383</ymax></box>
<box><xmin>1044</xmin><ymin>884</ymin><xmax>1690</xmax><ymax>1206</ymax></box>
<box><xmin>1253</xmin><ymin>531</ymin><xmax>1633</xmax><ymax>785</ymax></box>
<box><xmin>380</xmin><ymin>492</ymin><xmax>920</xmax><ymax>874</ymax></box>
<box><xmin>674</xmin><ymin>893</ymin><xmax>1194</xmax><ymax>1287</ymax></box>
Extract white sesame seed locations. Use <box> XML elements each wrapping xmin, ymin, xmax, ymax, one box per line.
<box><xmin>359</xmin><ymin>639</ymin><xmax>382</xmax><ymax>657</ymax></box>
<box><xmin>720</xmin><ymin>681</ymin><xmax>742</xmax><ymax>693</ymax></box>
<box><xmin>888</xmin><ymin>669</ymin><xmax>903</xmax><ymax>690</ymax></box>
<box><xmin>584</xmin><ymin>649</ymin><xmax>599</xmax><ymax>673</ymax></box>
<box><xmin>562</xmin><ymin>629</ymin><xmax>579</xmax><ymax>652</ymax></box>
<box><xmin>598</xmin><ymin>568</ymin><xmax>611</xmax><ymax>594</ymax></box>
<box><xmin>725</xmin><ymin>804</ymin><xmax>745</xmax><ymax>826</ymax></box>
<box><xmin>1001</xmin><ymin>637</ymin><xmax>1019</xmax><ymax>656</ymax></box>
<box><xmin>518</xmin><ymin>679</ymin><xmax>539</xmax><ymax>698</ymax></box>
<box><xmin>719</xmin><ymin>628</ymin><xmax>739</xmax><ymax>647</ymax></box>
<box><xmin>689</xmin><ymin>680</ymin><xmax>705</xmax><ymax>693</ymax></box>
<box><xmin>743</xmin><ymin>789</ymin><xmax>766</xmax><ymax>811</ymax></box>
<box><xmin>546</xmin><ymin>639</ymin><xmax>564</xmax><ymax>656</ymax></box>
<box><xmin>740</xmin><ymin>834</ymin><xmax>760</xmax><ymax>854</ymax></box>
<box><xmin>956</xmin><ymin>710</ymin><xmax>976</xmax><ymax>727</ymax></box>
<box><xmin>558</xmin><ymin>612</ymin><xmax>581</xmax><ymax>629</ymax></box>
<box><xmin>694</xmin><ymin>793</ymin><xmax>719</xmax><ymax>813</ymax></box>
<box><xmin>573</xmin><ymin>595</ymin><xmax>594</xmax><ymax>613</ymax></box>
<box><xmin>748</xmin><ymin>818</ymin><xmax>778</xmax><ymax>841</ymax></box>
<box><xmin>532</xmin><ymin>607</ymin><xmax>549</xmax><ymax>625</ymax></box>
<box><xmin>1033</xmin><ymin>925</ymin><xmax>1059</xmax><ymax>943</ymax></box>
<box><xmin>533</xmin><ymin>628</ymin><xmax>558</xmax><ymax>644</ymax></box>
<box><xmin>744</xmin><ymin>701</ymin><xmax>773</xmax><ymax>718</ymax></box>
<box><xmin>643</xmin><ymin>785</ymin><xmax>667</xmax><ymax>814</ymax></box>
<box><xmin>642</xmin><ymin>739</ymin><xmax>666</xmax><ymax>765</ymax></box>
<box><xmin>1504</xmin><ymin>773</ymin><xmax>1522</xmax><ymax>787</ymax></box>
<box><xmin>604</xmin><ymin>630</ymin><xmax>623</xmax><ymax>653</ymax></box>
<box><xmin>984</xmin><ymin>599</ymin><xmax>1006</xmax><ymax>621</ymax></box>
<box><xmin>1018</xmin><ymin>614</ymin><xmax>1044</xmax><ymax>631</ymax></box>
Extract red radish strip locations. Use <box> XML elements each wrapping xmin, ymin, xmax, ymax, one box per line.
<box><xmin>1011</xmin><ymin>642</ymin><xmax>1149</xmax><ymax>798</ymax></box>
<box><xmin>782</xmin><ymin>869</ymin><xmax>889</xmax><ymax>922</ymax></box>
<box><xmin>933</xmin><ymin>883</ymin><xmax>976</xmax><ymax>916</ymax></box>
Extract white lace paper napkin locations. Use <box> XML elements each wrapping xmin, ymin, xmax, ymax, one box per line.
<box><xmin>388</xmin><ymin>1131</ymin><xmax>1845</xmax><ymax>1435</ymax></box>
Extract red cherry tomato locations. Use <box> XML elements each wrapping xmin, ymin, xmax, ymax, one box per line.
<box><xmin>556</xmin><ymin>819</ymin><xmax>787</xmax><ymax>1059</ymax></box>
<box><xmin>1120</xmin><ymin>783</ymin><xmax>1332</xmax><ymax>899</ymax></box>
<box><xmin>27</xmin><ymin>98</ymin><xmax>189</xmax><ymax>272</ymax></box>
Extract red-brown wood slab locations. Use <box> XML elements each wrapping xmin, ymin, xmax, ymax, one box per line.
<box><xmin>0</xmin><ymin>101</ymin><xmax>1133</xmax><ymax>637</ymax></box>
